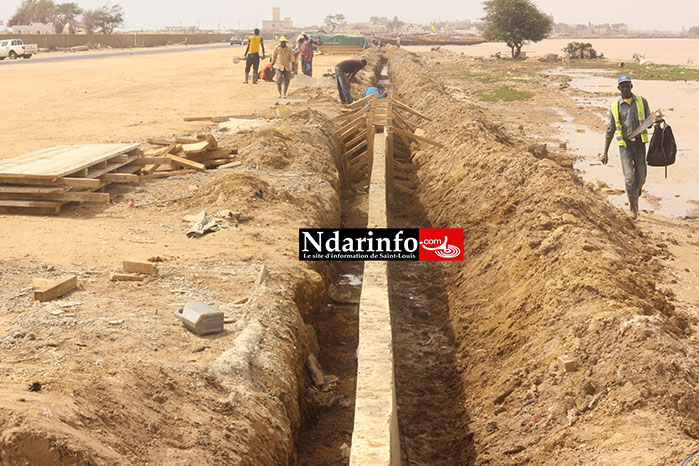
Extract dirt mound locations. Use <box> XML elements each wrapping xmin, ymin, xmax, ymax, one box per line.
<box><xmin>0</xmin><ymin>109</ymin><xmax>342</xmax><ymax>465</ymax></box>
<box><xmin>387</xmin><ymin>47</ymin><xmax>699</xmax><ymax>464</ymax></box>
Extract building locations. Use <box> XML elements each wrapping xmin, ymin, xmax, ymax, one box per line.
<box><xmin>262</xmin><ymin>7</ymin><xmax>293</xmax><ymax>33</ymax></box>
<box><xmin>12</xmin><ymin>22</ymin><xmax>55</xmax><ymax>34</ymax></box>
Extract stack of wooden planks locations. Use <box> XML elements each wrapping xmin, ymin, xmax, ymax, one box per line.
<box><xmin>0</xmin><ymin>144</ymin><xmax>142</xmax><ymax>215</ymax></box>
<box><xmin>141</xmin><ymin>133</ymin><xmax>238</xmax><ymax>177</ymax></box>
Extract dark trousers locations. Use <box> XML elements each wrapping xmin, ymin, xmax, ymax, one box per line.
<box><xmin>335</xmin><ymin>67</ymin><xmax>352</xmax><ymax>104</ymax></box>
<box><xmin>619</xmin><ymin>139</ymin><xmax>647</xmax><ymax>212</ymax></box>
<box><xmin>301</xmin><ymin>59</ymin><xmax>312</xmax><ymax>77</ymax></box>
<box><xmin>245</xmin><ymin>53</ymin><xmax>260</xmax><ymax>82</ymax></box>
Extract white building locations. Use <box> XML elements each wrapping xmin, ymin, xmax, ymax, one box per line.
<box><xmin>12</xmin><ymin>22</ymin><xmax>55</xmax><ymax>34</ymax></box>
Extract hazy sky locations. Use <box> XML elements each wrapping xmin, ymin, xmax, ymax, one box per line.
<box><xmin>1</xmin><ymin>0</ymin><xmax>696</xmax><ymax>32</ymax></box>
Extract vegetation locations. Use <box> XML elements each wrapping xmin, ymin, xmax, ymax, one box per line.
<box><xmin>563</xmin><ymin>42</ymin><xmax>598</xmax><ymax>59</ymax></box>
<box><xmin>93</xmin><ymin>3</ymin><xmax>124</xmax><ymax>34</ymax></box>
<box><xmin>479</xmin><ymin>87</ymin><xmax>533</xmax><ymax>102</ymax></box>
<box><xmin>481</xmin><ymin>0</ymin><xmax>553</xmax><ymax>59</ymax></box>
<box><xmin>323</xmin><ymin>14</ymin><xmax>346</xmax><ymax>33</ymax></box>
<box><xmin>8</xmin><ymin>0</ymin><xmax>124</xmax><ymax>34</ymax></box>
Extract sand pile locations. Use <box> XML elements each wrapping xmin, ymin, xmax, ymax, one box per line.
<box><xmin>387</xmin><ymin>47</ymin><xmax>699</xmax><ymax>465</ymax></box>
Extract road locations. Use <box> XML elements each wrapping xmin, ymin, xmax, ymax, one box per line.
<box><xmin>0</xmin><ymin>43</ymin><xmax>232</xmax><ymax>65</ymax></box>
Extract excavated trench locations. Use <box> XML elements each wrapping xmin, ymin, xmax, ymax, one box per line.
<box><xmin>295</xmin><ymin>51</ymin><xmax>474</xmax><ymax>465</ymax></box>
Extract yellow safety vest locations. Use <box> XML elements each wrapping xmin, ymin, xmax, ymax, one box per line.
<box><xmin>248</xmin><ymin>35</ymin><xmax>261</xmax><ymax>54</ymax></box>
<box><xmin>610</xmin><ymin>95</ymin><xmax>649</xmax><ymax>147</ymax></box>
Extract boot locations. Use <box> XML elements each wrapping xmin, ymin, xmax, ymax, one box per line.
<box><xmin>244</xmin><ymin>72</ymin><xmax>249</xmax><ymax>84</ymax></box>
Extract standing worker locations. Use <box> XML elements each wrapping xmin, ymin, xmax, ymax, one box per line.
<box><xmin>602</xmin><ymin>75</ymin><xmax>660</xmax><ymax>219</ymax></box>
<box><xmin>243</xmin><ymin>28</ymin><xmax>265</xmax><ymax>84</ymax></box>
<box><xmin>335</xmin><ymin>58</ymin><xmax>367</xmax><ymax>104</ymax></box>
<box><xmin>271</xmin><ymin>36</ymin><xmax>294</xmax><ymax>99</ymax></box>
<box><xmin>295</xmin><ymin>35</ymin><xmax>314</xmax><ymax>77</ymax></box>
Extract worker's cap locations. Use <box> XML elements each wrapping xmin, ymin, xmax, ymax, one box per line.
<box><xmin>618</xmin><ymin>74</ymin><xmax>632</xmax><ymax>84</ymax></box>
<box><xmin>280</xmin><ymin>36</ymin><xmax>287</xmax><ymax>42</ymax></box>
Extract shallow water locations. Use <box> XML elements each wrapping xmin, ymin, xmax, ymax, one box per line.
<box><xmin>406</xmin><ymin>38</ymin><xmax>699</xmax><ymax>67</ymax></box>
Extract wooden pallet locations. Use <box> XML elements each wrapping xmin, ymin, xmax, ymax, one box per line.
<box><xmin>0</xmin><ymin>144</ymin><xmax>142</xmax><ymax>215</ymax></box>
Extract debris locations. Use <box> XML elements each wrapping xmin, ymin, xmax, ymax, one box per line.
<box><xmin>109</xmin><ymin>273</ymin><xmax>146</xmax><ymax>282</ymax></box>
<box><xmin>108</xmin><ymin>319</ymin><xmax>125</xmax><ymax>325</ymax></box>
<box><xmin>50</xmin><ymin>309</ymin><xmax>65</xmax><ymax>316</ymax></box>
<box><xmin>28</xmin><ymin>382</ymin><xmax>41</xmax><ymax>392</ymax></box>
<box><xmin>186</xmin><ymin>211</ymin><xmax>221</xmax><ymax>238</ymax></box>
<box><xmin>504</xmin><ymin>445</ymin><xmax>526</xmax><ymax>455</ymax></box>
<box><xmin>33</xmin><ymin>275</ymin><xmax>78</xmax><ymax>302</ymax></box>
<box><xmin>122</xmin><ymin>260</ymin><xmax>158</xmax><ymax>275</ymax></box>
<box><xmin>340</xmin><ymin>443</ymin><xmax>351</xmax><ymax>459</ymax></box>
<box><xmin>306</xmin><ymin>354</ymin><xmax>325</xmax><ymax>386</ymax></box>
<box><xmin>174</xmin><ymin>302</ymin><xmax>224</xmax><ymax>336</ymax></box>
<box><xmin>558</xmin><ymin>355</ymin><xmax>578</xmax><ymax>373</ymax></box>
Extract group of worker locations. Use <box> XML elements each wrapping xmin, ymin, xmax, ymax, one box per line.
<box><xmin>241</xmin><ymin>29</ymin><xmax>369</xmax><ymax>103</ymax></box>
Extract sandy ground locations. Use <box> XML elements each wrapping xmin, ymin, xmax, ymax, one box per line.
<box><xmin>2</xmin><ymin>40</ymin><xmax>699</xmax><ymax>465</ymax></box>
<box><xmin>1</xmin><ymin>44</ymin><xmax>348</xmax><ymax>159</ymax></box>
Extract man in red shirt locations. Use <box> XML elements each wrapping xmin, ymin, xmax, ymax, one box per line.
<box><xmin>295</xmin><ymin>35</ymin><xmax>315</xmax><ymax>77</ymax></box>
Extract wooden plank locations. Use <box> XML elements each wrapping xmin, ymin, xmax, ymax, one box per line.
<box><xmin>146</xmin><ymin>138</ymin><xmax>173</xmax><ymax>146</ymax></box>
<box><xmin>140</xmin><ymin>169</ymin><xmax>196</xmax><ymax>179</ymax></box>
<box><xmin>345</xmin><ymin>141</ymin><xmax>367</xmax><ymax>160</ymax></box>
<box><xmin>183</xmin><ymin>116</ymin><xmax>213</xmax><ymax>122</ymax></box>
<box><xmin>0</xmin><ymin>191</ymin><xmax>109</xmax><ymax>203</ymax></box>
<box><xmin>345</xmin><ymin>93</ymin><xmax>376</xmax><ymax>111</ymax></box>
<box><xmin>167</xmin><ymin>154</ymin><xmax>206</xmax><ymax>171</ymax></box>
<box><xmin>391</xmin><ymin>108</ymin><xmax>416</xmax><ymax>132</ymax></box>
<box><xmin>391</xmin><ymin>127</ymin><xmax>444</xmax><ymax>148</ymax></box>
<box><xmin>0</xmin><ymin>186</ymin><xmax>66</xmax><ymax>194</ymax></box>
<box><xmin>175</xmin><ymin>137</ymin><xmax>200</xmax><ymax>144</ymax></box>
<box><xmin>345</xmin><ymin>130</ymin><xmax>368</xmax><ymax>150</ymax></box>
<box><xmin>109</xmin><ymin>273</ymin><xmax>146</xmax><ymax>282</ymax></box>
<box><xmin>123</xmin><ymin>261</ymin><xmax>158</xmax><ymax>275</ymax></box>
<box><xmin>391</xmin><ymin>98</ymin><xmax>432</xmax><ymax>121</ymax></box>
<box><xmin>181</xmin><ymin>141</ymin><xmax>210</xmax><ymax>153</ymax></box>
<box><xmin>100</xmin><ymin>173</ymin><xmax>139</xmax><ymax>183</ymax></box>
<box><xmin>0</xmin><ymin>144</ymin><xmax>140</xmax><ymax>180</ymax></box>
<box><xmin>34</xmin><ymin>275</ymin><xmax>77</xmax><ymax>302</ymax></box>
<box><xmin>218</xmin><ymin>161</ymin><xmax>243</xmax><ymax>169</ymax></box>
<box><xmin>132</xmin><ymin>157</ymin><xmax>171</xmax><ymax>165</ymax></box>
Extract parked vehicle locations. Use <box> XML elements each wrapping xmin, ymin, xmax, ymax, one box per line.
<box><xmin>0</xmin><ymin>39</ymin><xmax>38</xmax><ymax>60</ymax></box>
<box><xmin>230</xmin><ymin>36</ymin><xmax>244</xmax><ymax>46</ymax></box>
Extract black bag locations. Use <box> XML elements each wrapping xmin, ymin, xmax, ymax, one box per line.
<box><xmin>646</xmin><ymin>122</ymin><xmax>677</xmax><ymax>178</ymax></box>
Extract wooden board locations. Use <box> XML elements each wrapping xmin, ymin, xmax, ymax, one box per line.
<box><xmin>109</xmin><ymin>273</ymin><xmax>146</xmax><ymax>282</ymax></box>
<box><xmin>34</xmin><ymin>275</ymin><xmax>77</xmax><ymax>302</ymax></box>
<box><xmin>0</xmin><ymin>144</ymin><xmax>140</xmax><ymax>180</ymax></box>
<box><xmin>123</xmin><ymin>261</ymin><xmax>158</xmax><ymax>275</ymax></box>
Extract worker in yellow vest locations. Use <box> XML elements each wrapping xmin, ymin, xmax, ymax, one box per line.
<box><xmin>243</xmin><ymin>28</ymin><xmax>265</xmax><ymax>84</ymax></box>
<box><xmin>602</xmin><ymin>75</ymin><xmax>658</xmax><ymax>219</ymax></box>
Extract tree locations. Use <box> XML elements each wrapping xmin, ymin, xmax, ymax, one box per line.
<box><xmin>81</xmin><ymin>8</ymin><xmax>99</xmax><ymax>33</ymax></box>
<box><xmin>563</xmin><ymin>41</ymin><xmax>597</xmax><ymax>59</ymax></box>
<box><xmin>8</xmin><ymin>0</ymin><xmax>56</xmax><ymax>27</ymax></box>
<box><xmin>53</xmin><ymin>2</ymin><xmax>81</xmax><ymax>34</ymax></box>
<box><xmin>481</xmin><ymin>0</ymin><xmax>553</xmax><ymax>59</ymax></box>
<box><xmin>94</xmin><ymin>3</ymin><xmax>124</xmax><ymax>34</ymax></box>
<box><xmin>689</xmin><ymin>26</ymin><xmax>699</xmax><ymax>37</ymax></box>
<box><xmin>324</xmin><ymin>14</ymin><xmax>346</xmax><ymax>33</ymax></box>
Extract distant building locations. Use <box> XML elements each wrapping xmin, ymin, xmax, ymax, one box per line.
<box><xmin>12</xmin><ymin>22</ymin><xmax>55</xmax><ymax>34</ymax></box>
<box><xmin>262</xmin><ymin>7</ymin><xmax>293</xmax><ymax>33</ymax></box>
<box><xmin>165</xmin><ymin>26</ymin><xmax>200</xmax><ymax>33</ymax></box>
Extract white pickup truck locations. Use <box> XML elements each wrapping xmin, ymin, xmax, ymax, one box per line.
<box><xmin>0</xmin><ymin>39</ymin><xmax>38</xmax><ymax>60</ymax></box>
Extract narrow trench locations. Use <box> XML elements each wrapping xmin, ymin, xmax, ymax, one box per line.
<box><xmin>297</xmin><ymin>57</ymin><xmax>473</xmax><ymax>465</ymax></box>
<box><xmin>295</xmin><ymin>186</ymin><xmax>366</xmax><ymax>465</ymax></box>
